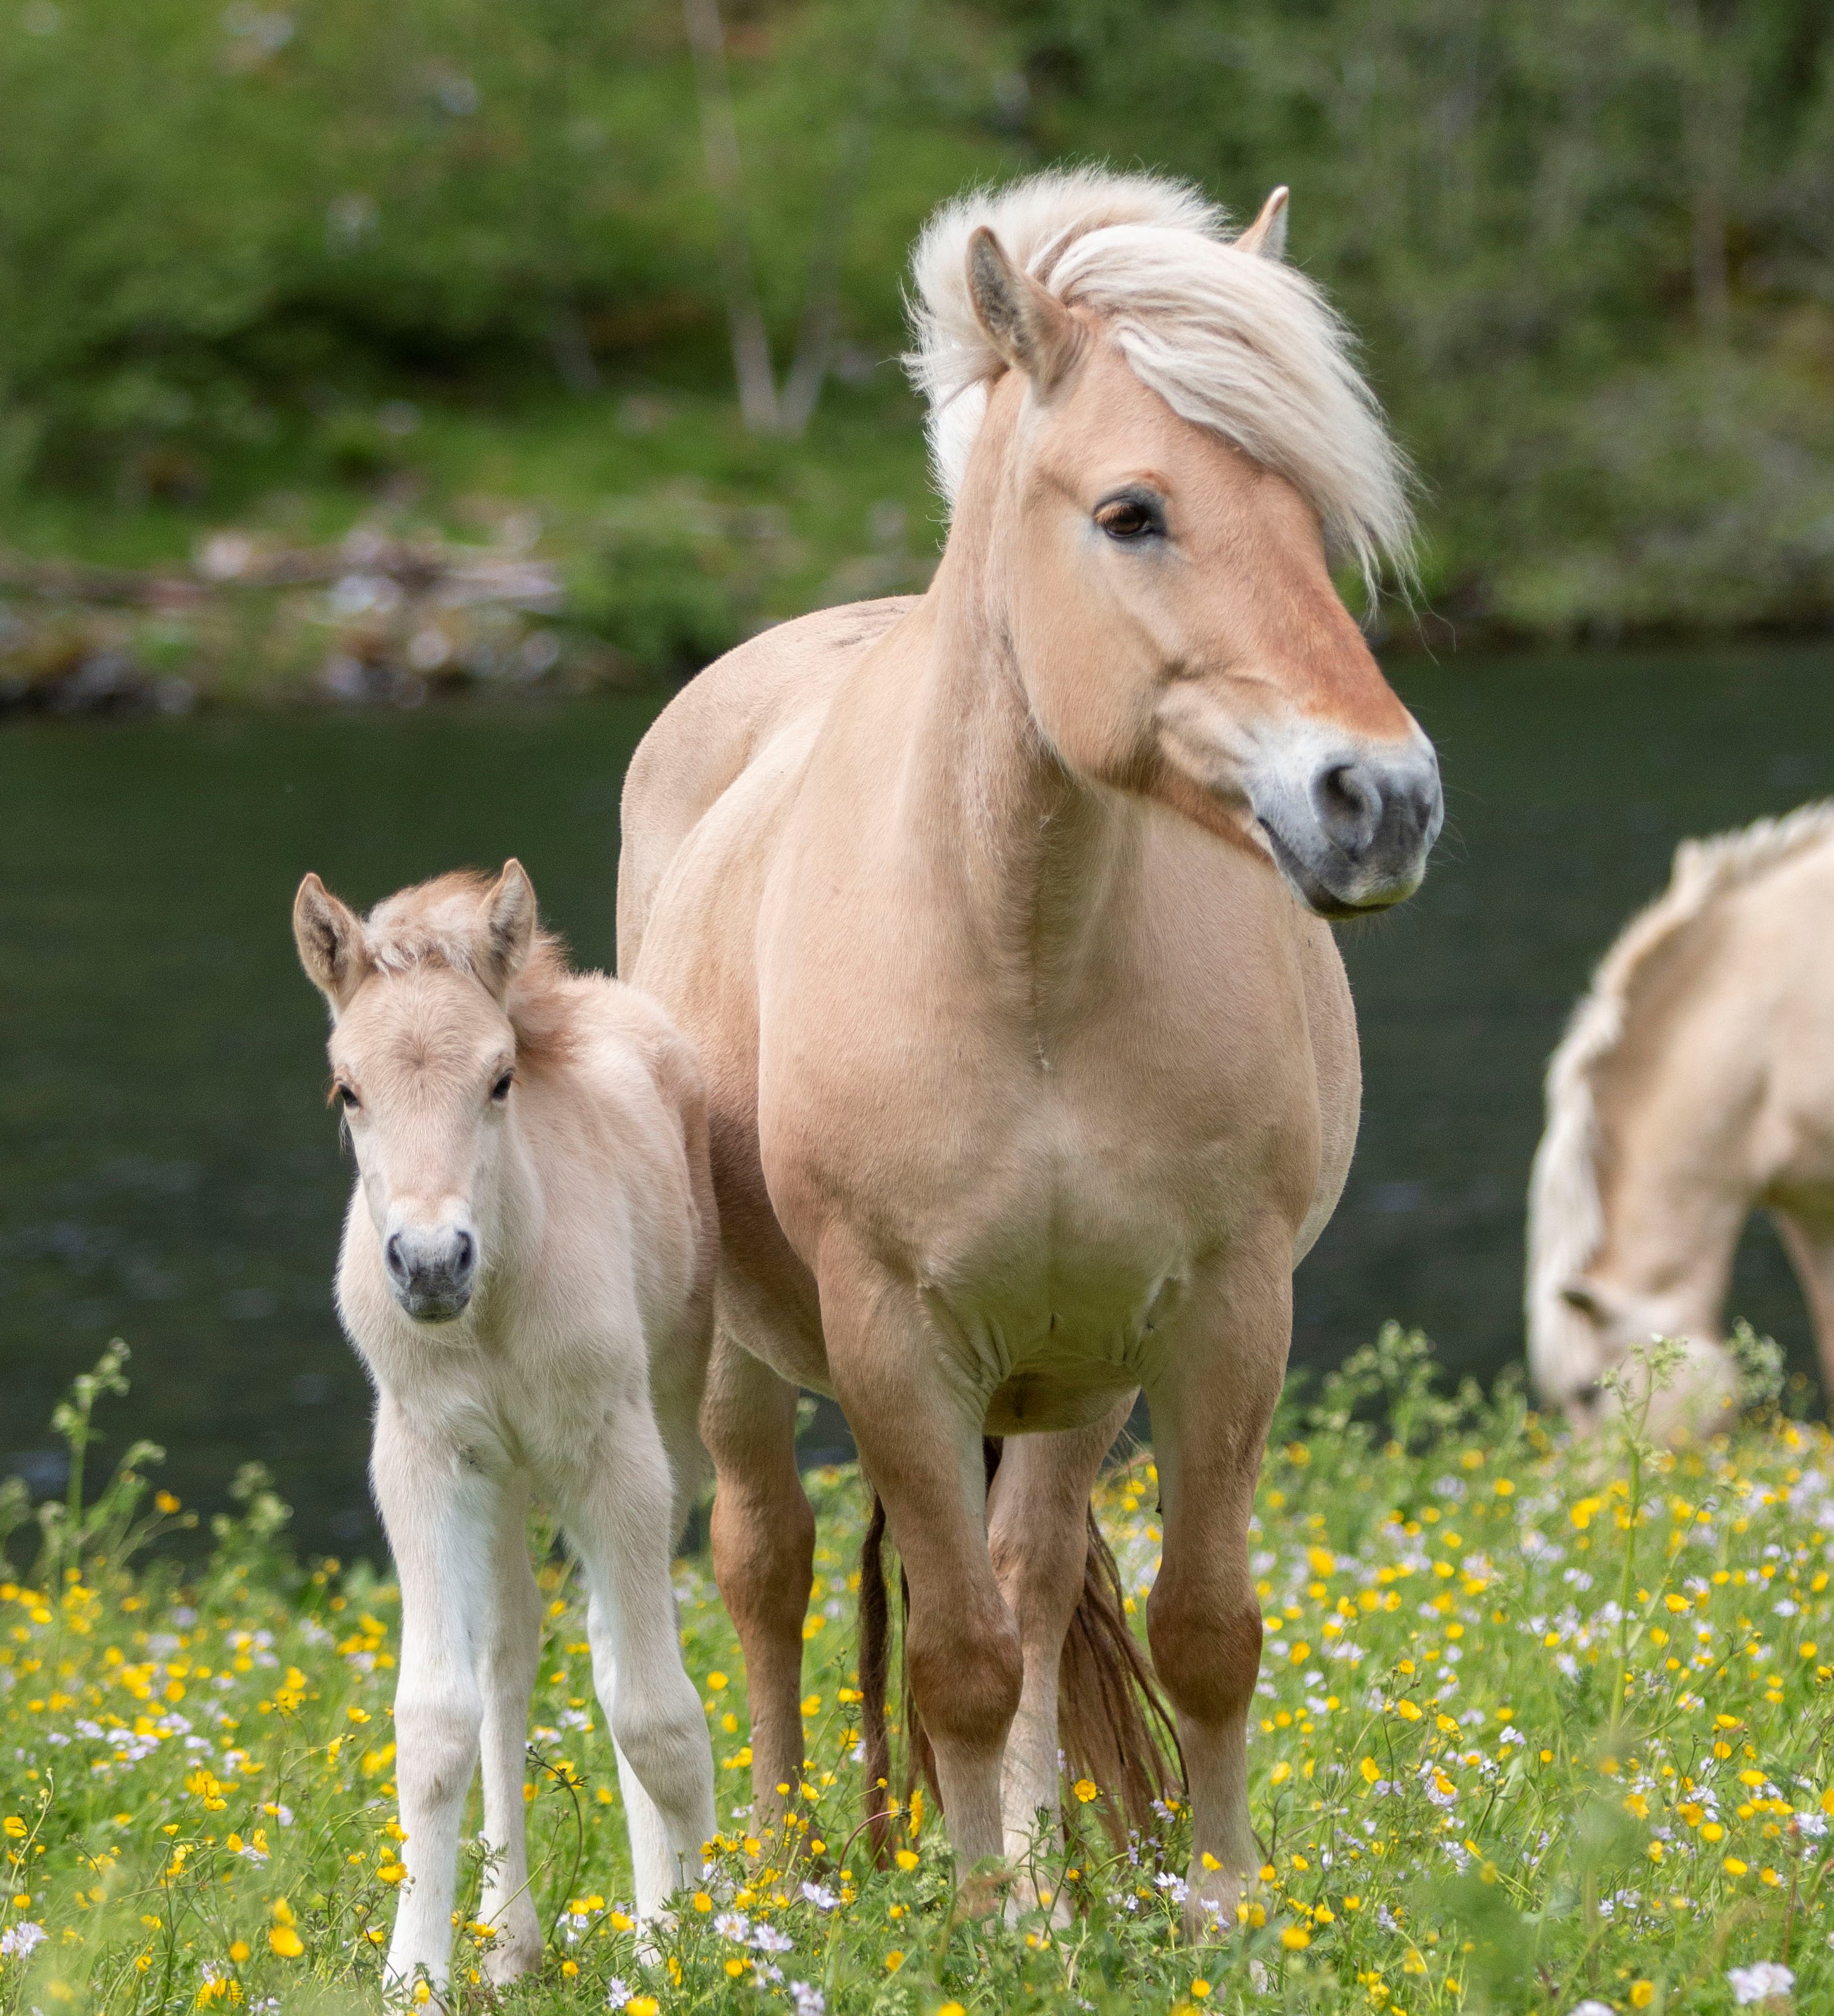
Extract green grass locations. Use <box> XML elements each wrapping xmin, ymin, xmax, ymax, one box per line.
<box><xmin>2</xmin><ymin>1330</ymin><xmax>1830</xmax><ymax>2015</ymax></box>
<box><xmin>0</xmin><ymin>380</ymin><xmax>941</xmax><ymax>704</ymax></box>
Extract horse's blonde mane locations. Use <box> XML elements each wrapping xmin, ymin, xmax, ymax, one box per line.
<box><xmin>1526</xmin><ymin>799</ymin><xmax>1834</xmax><ymax>1394</ymax></box>
<box><xmin>905</xmin><ymin>166</ymin><xmax>1413</xmax><ymax>594</ymax></box>
<box><xmin>361</xmin><ymin>870</ymin><xmax>577</xmax><ymax>1063</ymax></box>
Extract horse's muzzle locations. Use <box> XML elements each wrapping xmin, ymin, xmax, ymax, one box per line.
<box><xmin>384</xmin><ymin>1223</ymin><xmax>477</xmax><ymax>1322</ymax></box>
<box><xmin>1257</xmin><ymin>735</ymin><xmax>1443</xmax><ymax>919</ymax></box>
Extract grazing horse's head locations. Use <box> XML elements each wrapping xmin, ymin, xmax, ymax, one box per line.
<box><xmin>294</xmin><ymin>863</ymin><xmax>541</xmax><ymax>1324</ymax></box>
<box><xmin>910</xmin><ymin>170</ymin><xmax>1442</xmax><ymax>916</ymax></box>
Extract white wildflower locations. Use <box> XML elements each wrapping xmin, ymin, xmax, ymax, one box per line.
<box><xmin>1727</xmin><ymin>1962</ymin><xmax>1795</xmax><ymax>2005</ymax></box>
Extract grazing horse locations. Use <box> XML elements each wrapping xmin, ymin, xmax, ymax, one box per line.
<box><xmin>293</xmin><ymin>863</ymin><xmax>718</xmax><ymax>1993</ymax></box>
<box><xmin>1528</xmin><ymin>801</ymin><xmax>1834</xmax><ymax>1437</ymax></box>
<box><xmin>617</xmin><ymin>169</ymin><xmax>1440</xmax><ymax>1930</ymax></box>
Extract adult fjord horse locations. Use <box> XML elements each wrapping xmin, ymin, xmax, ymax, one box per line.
<box><xmin>618</xmin><ymin>170</ymin><xmax>1440</xmax><ymax>1928</ymax></box>
<box><xmin>1528</xmin><ymin>801</ymin><xmax>1834</xmax><ymax>1438</ymax></box>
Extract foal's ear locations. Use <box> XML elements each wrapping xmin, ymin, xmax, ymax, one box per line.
<box><xmin>477</xmin><ymin>859</ymin><xmax>538</xmax><ymax>998</ymax></box>
<box><xmin>1235</xmin><ymin>185</ymin><xmax>1289</xmax><ymax>261</ymax></box>
<box><xmin>966</xmin><ymin>226</ymin><xmax>1084</xmax><ymax>396</ymax></box>
<box><xmin>293</xmin><ymin>874</ymin><xmax>368</xmax><ymax>1011</ymax></box>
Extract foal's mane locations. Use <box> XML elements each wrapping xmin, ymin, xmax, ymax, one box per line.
<box><xmin>905</xmin><ymin>167</ymin><xmax>1413</xmax><ymax>594</ymax></box>
<box><xmin>1525</xmin><ymin>799</ymin><xmax>1834</xmax><ymax>1385</ymax></box>
<box><xmin>362</xmin><ymin>870</ymin><xmax>576</xmax><ymax>1064</ymax></box>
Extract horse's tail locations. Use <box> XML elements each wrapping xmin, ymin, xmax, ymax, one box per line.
<box><xmin>855</xmin><ymin>1438</ymin><xmax>1182</xmax><ymax>1858</ymax></box>
<box><xmin>857</xmin><ymin>1489</ymin><xmax>896</xmax><ymax>1862</ymax></box>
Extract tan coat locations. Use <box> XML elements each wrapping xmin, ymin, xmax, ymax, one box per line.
<box><xmin>621</xmin><ymin>177</ymin><xmax>1440</xmax><ymax>1927</ymax></box>
<box><xmin>294</xmin><ymin>865</ymin><xmax>718</xmax><ymax>1989</ymax></box>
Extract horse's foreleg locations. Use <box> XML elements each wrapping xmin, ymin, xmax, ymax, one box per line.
<box><xmin>702</xmin><ymin>1332</ymin><xmax>814</xmax><ymax>1842</ymax></box>
<box><xmin>825</xmin><ymin>1267</ymin><xmax>1020</xmax><ymax>1891</ymax></box>
<box><xmin>371</xmin><ymin>1398</ymin><xmax>497</xmax><ymax>1995</ymax></box>
<box><xmin>987</xmin><ymin>1402</ymin><xmax>1133</xmax><ymax>1904</ymax></box>
<box><xmin>1144</xmin><ymin>1236</ymin><xmax>1290</xmax><ymax>1941</ymax></box>
<box><xmin>569</xmin><ymin>1399</ymin><xmax>717</xmax><ymax>1922</ymax></box>
<box><xmin>476</xmin><ymin>1479</ymin><xmax>543</xmax><ymax>1982</ymax></box>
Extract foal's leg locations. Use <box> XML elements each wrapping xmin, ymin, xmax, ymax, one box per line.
<box><xmin>1144</xmin><ymin>1236</ymin><xmax>1290</xmax><ymax>1941</ymax></box>
<box><xmin>988</xmin><ymin>1402</ymin><xmax>1133</xmax><ymax>1903</ymax></box>
<box><xmin>702</xmin><ymin>1331</ymin><xmax>814</xmax><ymax>1837</ymax></box>
<box><xmin>568</xmin><ymin>1396</ymin><xmax>716</xmax><ymax>1921</ymax></box>
<box><xmin>371</xmin><ymin>1397</ymin><xmax>498</xmax><ymax>1994</ymax></box>
<box><xmin>476</xmin><ymin>1480</ymin><xmax>543</xmax><ymax>1982</ymax></box>
<box><xmin>826</xmin><ymin>1270</ymin><xmax>1019</xmax><ymax>1886</ymax></box>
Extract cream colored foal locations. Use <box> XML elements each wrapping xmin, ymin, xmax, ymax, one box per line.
<box><xmin>294</xmin><ymin>863</ymin><xmax>717</xmax><ymax>1996</ymax></box>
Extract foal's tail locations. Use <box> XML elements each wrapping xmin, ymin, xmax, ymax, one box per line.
<box><xmin>857</xmin><ymin>1438</ymin><xmax>1182</xmax><ymax>1859</ymax></box>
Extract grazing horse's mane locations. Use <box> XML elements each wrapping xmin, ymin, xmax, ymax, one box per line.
<box><xmin>361</xmin><ymin>871</ymin><xmax>576</xmax><ymax>1061</ymax></box>
<box><xmin>904</xmin><ymin>166</ymin><xmax>1414</xmax><ymax>593</ymax></box>
<box><xmin>1526</xmin><ymin>799</ymin><xmax>1834</xmax><ymax>1388</ymax></box>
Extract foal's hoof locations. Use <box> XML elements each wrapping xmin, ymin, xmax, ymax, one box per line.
<box><xmin>481</xmin><ymin>1929</ymin><xmax>543</xmax><ymax>1985</ymax></box>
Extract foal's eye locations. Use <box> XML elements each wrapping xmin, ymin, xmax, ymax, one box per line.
<box><xmin>491</xmin><ymin>1071</ymin><xmax>514</xmax><ymax>1104</ymax></box>
<box><xmin>1093</xmin><ymin>492</ymin><xmax>1165</xmax><ymax>542</ymax></box>
<box><xmin>335</xmin><ymin>1085</ymin><xmax>360</xmax><ymax>1113</ymax></box>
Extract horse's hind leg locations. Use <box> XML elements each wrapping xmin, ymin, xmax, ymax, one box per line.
<box><xmin>702</xmin><ymin>1329</ymin><xmax>815</xmax><ymax>1840</ymax></box>
<box><xmin>987</xmin><ymin>1401</ymin><xmax>1135</xmax><ymax>1906</ymax></box>
<box><xmin>477</xmin><ymin>1478</ymin><xmax>543</xmax><ymax>1981</ymax></box>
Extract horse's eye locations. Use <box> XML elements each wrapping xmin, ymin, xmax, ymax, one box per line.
<box><xmin>1094</xmin><ymin>493</ymin><xmax>1164</xmax><ymax>541</ymax></box>
<box><xmin>491</xmin><ymin>1071</ymin><xmax>514</xmax><ymax>1104</ymax></box>
<box><xmin>336</xmin><ymin>1085</ymin><xmax>360</xmax><ymax>1112</ymax></box>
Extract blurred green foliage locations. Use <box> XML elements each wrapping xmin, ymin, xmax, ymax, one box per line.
<box><xmin>1</xmin><ymin>0</ymin><xmax>1832</xmax><ymax>656</ymax></box>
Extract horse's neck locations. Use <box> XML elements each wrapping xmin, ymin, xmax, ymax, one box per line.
<box><xmin>895</xmin><ymin>523</ymin><xmax>1135</xmax><ymax>999</ymax></box>
<box><xmin>1592</xmin><ymin>1028</ymin><xmax>1756</xmax><ymax>1328</ymax></box>
<box><xmin>486</xmin><ymin>1111</ymin><xmax>549</xmax><ymax>1289</ymax></box>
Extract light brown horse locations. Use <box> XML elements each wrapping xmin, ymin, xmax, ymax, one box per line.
<box><xmin>1528</xmin><ymin>801</ymin><xmax>1834</xmax><ymax>1438</ymax></box>
<box><xmin>618</xmin><ymin>169</ymin><xmax>1439</xmax><ymax>1931</ymax></box>
<box><xmin>294</xmin><ymin>865</ymin><xmax>718</xmax><ymax>1992</ymax></box>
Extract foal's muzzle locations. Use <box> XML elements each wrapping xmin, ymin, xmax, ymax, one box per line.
<box><xmin>384</xmin><ymin>1224</ymin><xmax>477</xmax><ymax>1322</ymax></box>
<box><xmin>1256</xmin><ymin>735</ymin><xmax>1443</xmax><ymax>918</ymax></box>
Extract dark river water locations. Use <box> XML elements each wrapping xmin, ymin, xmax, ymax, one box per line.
<box><xmin>4</xmin><ymin>647</ymin><xmax>1831</xmax><ymax>1555</ymax></box>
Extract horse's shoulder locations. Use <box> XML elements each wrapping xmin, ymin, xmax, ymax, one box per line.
<box><xmin>618</xmin><ymin>598</ymin><xmax>919</xmax><ymax>969</ymax></box>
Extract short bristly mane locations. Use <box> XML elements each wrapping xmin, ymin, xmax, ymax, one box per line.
<box><xmin>905</xmin><ymin>166</ymin><xmax>1414</xmax><ymax>595</ymax></box>
<box><xmin>361</xmin><ymin>871</ymin><xmax>577</xmax><ymax>1062</ymax></box>
<box><xmin>1526</xmin><ymin>799</ymin><xmax>1834</xmax><ymax>1395</ymax></box>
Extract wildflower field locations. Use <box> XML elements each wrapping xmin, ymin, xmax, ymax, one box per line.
<box><xmin>2</xmin><ymin>1331</ymin><xmax>1830</xmax><ymax>2016</ymax></box>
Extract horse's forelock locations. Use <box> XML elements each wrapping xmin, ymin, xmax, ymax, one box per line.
<box><xmin>358</xmin><ymin>872</ymin><xmax>575</xmax><ymax>1063</ymax></box>
<box><xmin>905</xmin><ymin>167</ymin><xmax>1414</xmax><ymax>595</ymax></box>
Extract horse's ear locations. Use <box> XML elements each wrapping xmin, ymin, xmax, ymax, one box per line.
<box><xmin>966</xmin><ymin>226</ymin><xmax>1084</xmax><ymax>395</ymax></box>
<box><xmin>294</xmin><ymin>874</ymin><xmax>368</xmax><ymax>1011</ymax></box>
<box><xmin>1236</xmin><ymin>185</ymin><xmax>1289</xmax><ymax>261</ymax></box>
<box><xmin>1560</xmin><ymin>1276</ymin><xmax>1614</xmax><ymax>1325</ymax></box>
<box><xmin>479</xmin><ymin>859</ymin><xmax>537</xmax><ymax>997</ymax></box>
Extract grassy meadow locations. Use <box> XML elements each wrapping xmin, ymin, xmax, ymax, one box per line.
<box><xmin>2</xmin><ymin>1331</ymin><xmax>1830</xmax><ymax>2016</ymax></box>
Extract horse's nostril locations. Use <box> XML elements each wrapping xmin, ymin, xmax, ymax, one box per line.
<box><xmin>453</xmin><ymin>1231</ymin><xmax>475</xmax><ymax>1277</ymax></box>
<box><xmin>1313</xmin><ymin>762</ymin><xmax>1382</xmax><ymax>855</ymax></box>
<box><xmin>384</xmin><ymin>1232</ymin><xmax>410</xmax><ymax>1284</ymax></box>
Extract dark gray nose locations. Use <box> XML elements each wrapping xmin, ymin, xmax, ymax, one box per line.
<box><xmin>1310</xmin><ymin>749</ymin><xmax>1443</xmax><ymax>886</ymax></box>
<box><xmin>384</xmin><ymin>1225</ymin><xmax>476</xmax><ymax>1321</ymax></box>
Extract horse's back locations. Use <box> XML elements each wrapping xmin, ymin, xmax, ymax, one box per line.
<box><xmin>616</xmin><ymin>597</ymin><xmax>919</xmax><ymax>974</ymax></box>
